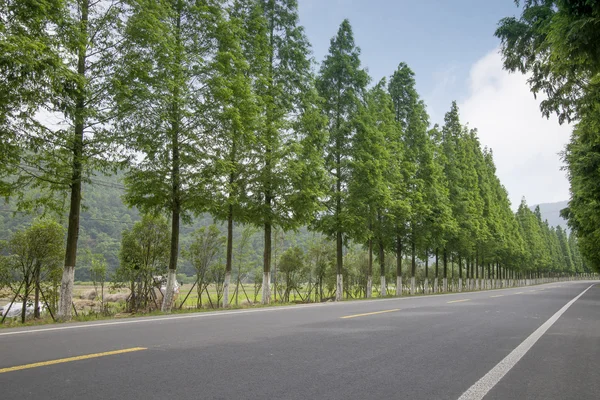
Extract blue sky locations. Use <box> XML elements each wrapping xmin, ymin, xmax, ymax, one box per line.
<box><xmin>298</xmin><ymin>0</ymin><xmax>520</xmax><ymax>122</ymax></box>
<box><xmin>297</xmin><ymin>0</ymin><xmax>572</xmax><ymax>208</ymax></box>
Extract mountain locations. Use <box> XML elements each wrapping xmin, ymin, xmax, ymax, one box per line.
<box><xmin>531</xmin><ymin>200</ymin><xmax>569</xmax><ymax>230</ymax></box>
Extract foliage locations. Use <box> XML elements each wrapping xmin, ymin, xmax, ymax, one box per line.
<box><xmin>89</xmin><ymin>253</ymin><xmax>107</xmax><ymax>307</ymax></box>
<box><xmin>2</xmin><ymin>219</ymin><xmax>64</xmax><ymax>322</ymax></box>
<box><xmin>185</xmin><ymin>225</ymin><xmax>226</xmax><ymax>308</ymax></box>
<box><xmin>316</xmin><ymin>19</ymin><xmax>369</xmax><ymax>299</ymax></box>
<box><xmin>278</xmin><ymin>246</ymin><xmax>307</xmax><ymax>302</ymax></box>
<box><xmin>496</xmin><ymin>0</ymin><xmax>600</xmax><ymax>271</ymax></box>
<box><xmin>116</xmin><ymin>214</ymin><xmax>170</xmax><ymax>311</ymax></box>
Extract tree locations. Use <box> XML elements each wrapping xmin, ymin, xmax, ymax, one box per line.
<box><xmin>1</xmin><ymin>0</ymin><xmax>127</xmax><ymax>320</ymax></box>
<box><xmin>516</xmin><ymin>199</ymin><xmax>546</xmax><ymax>278</ymax></box>
<box><xmin>278</xmin><ymin>246</ymin><xmax>306</xmax><ymax>302</ymax></box>
<box><xmin>425</xmin><ymin>124</ymin><xmax>455</xmax><ymax>292</ymax></box>
<box><xmin>400</xmin><ymin>87</ymin><xmax>437</xmax><ymax>294</ymax></box>
<box><xmin>245</xmin><ymin>0</ymin><xmax>327</xmax><ymax>305</ymax></box>
<box><xmin>387</xmin><ymin>63</ymin><xmax>416</xmax><ymax>295</ymax></box>
<box><xmin>347</xmin><ymin>80</ymin><xmax>393</xmax><ymax>297</ymax></box>
<box><xmin>115</xmin><ymin>0</ymin><xmax>228</xmax><ymax>311</ymax></box>
<box><xmin>117</xmin><ymin>215</ymin><xmax>170</xmax><ymax>312</ymax></box>
<box><xmin>496</xmin><ymin>1</ymin><xmax>600</xmax><ymax>272</ymax></box>
<box><xmin>185</xmin><ymin>225</ymin><xmax>225</xmax><ymax>308</ymax></box>
<box><xmin>4</xmin><ymin>219</ymin><xmax>64</xmax><ymax>322</ymax></box>
<box><xmin>562</xmin><ymin>118</ymin><xmax>600</xmax><ymax>272</ymax></box>
<box><xmin>0</xmin><ymin>0</ymin><xmax>66</xmax><ymax>198</ymax></box>
<box><xmin>316</xmin><ymin>19</ymin><xmax>369</xmax><ymax>301</ymax></box>
<box><xmin>89</xmin><ymin>254</ymin><xmax>107</xmax><ymax>311</ymax></box>
<box><xmin>205</xmin><ymin>0</ymin><xmax>261</xmax><ymax>309</ymax></box>
<box><xmin>496</xmin><ymin>0</ymin><xmax>600</xmax><ymax>124</ymax></box>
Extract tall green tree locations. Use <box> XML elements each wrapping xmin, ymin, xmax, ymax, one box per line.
<box><xmin>516</xmin><ymin>199</ymin><xmax>546</xmax><ymax>278</ymax></box>
<box><xmin>316</xmin><ymin>19</ymin><xmax>369</xmax><ymax>301</ymax></box>
<box><xmin>347</xmin><ymin>80</ymin><xmax>393</xmax><ymax>297</ymax></box>
<box><xmin>114</xmin><ymin>0</ymin><xmax>226</xmax><ymax>311</ymax></box>
<box><xmin>2</xmin><ymin>0</ymin><xmax>126</xmax><ymax>319</ymax></box>
<box><xmin>244</xmin><ymin>0</ymin><xmax>327</xmax><ymax>305</ymax></box>
<box><xmin>205</xmin><ymin>1</ymin><xmax>260</xmax><ymax>308</ymax></box>
<box><xmin>426</xmin><ymin>124</ymin><xmax>455</xmax><ymax>291</ymax></box>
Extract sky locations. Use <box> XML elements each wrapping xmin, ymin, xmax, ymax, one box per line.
<box><xmin>297</xmin><ymin>0</ymin><xmax>572</xmax><ymax>208</ymax></box>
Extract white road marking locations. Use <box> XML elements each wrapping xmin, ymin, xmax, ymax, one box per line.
<box><xmin>0</xmin><ymin>304</ymin><xmax>330</xmax><ymax>337</ymax></box>
<box><xmin>457</xmin><ymin>284</ymin><xmax>595</xmax><ymax>400</ymax></box>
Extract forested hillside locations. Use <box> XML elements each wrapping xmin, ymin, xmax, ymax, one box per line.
<box><xmin>0</xmin><ymin>173</ymin><xmax>579</xmax><ymax>281</ymax></box>
<box><xmin>1</xmin><ymin>172</ymin><xmax>317</xmax><ymax>280</ymax></box>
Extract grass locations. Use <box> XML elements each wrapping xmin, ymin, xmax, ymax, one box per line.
<box><xmin>1</xmin><ymin>277</ymin><xmax>593</xmax><ymax>329</ymax></box>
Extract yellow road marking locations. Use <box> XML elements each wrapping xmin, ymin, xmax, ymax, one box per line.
<box><xmin>490</xmin><ymin>295</ymin><xmax>504</xmax><ymax>298</ymax></box>
<box><xmin>447</xmin><ymin>299</ymin><xmax>471</xmax><ymax>304</ymax></box>
<box><xmin>341</xmin><ymin>308</ymin><xmax>401</xmax><ymax>319</ymax></box>
<box><xmin>0</xmin><ymin>347</ymin><xmax>147</xmax><ymax>374</ymax></box>
<box><xmin>516</xmin><ymin>292</ymin><xmax>524</xmax><ymax>294</ymax></box>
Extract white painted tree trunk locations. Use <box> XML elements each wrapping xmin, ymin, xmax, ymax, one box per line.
<box><xmin>58</xmin><ymin>265</ymin><xmax>75</xmax><ymax>320</ymax></box>
<box><xmin>380</xmin><ymin>276</ymin><xmax>386</xmax><ymax>297</ymax></box>
<box><xmin>424</xmin><ymin>278</ymin><xmax>429</xmax><ymax>294</ymax></box>
<box><xmin>222</xmin><ymin>271</ymin><xmax>231</xmax><ymax>308</ymax></box>
<box><xmin>434</xmin><ymin>277</ymin><xmax>438</xmax><ymax>293</ymax></box>
<box><xmin>443</xmin><ymin>278</ymin><xmax>447</xmax><ymax>293</ymax></box>
<box><xmin>410</xmin><ymin>277</ymin><xmax>415</xmax><ymax>295</ymax></box>
<box><xmin>336</xmin><ymin>274</ymin><xmax>343</xmax><ymax>301</ymax></box>
<box><xmin>396</xmin><ymin>276</ymin><xmax>402</xmax><ymax>296</ymax></box>
<box><xmin>366</xmin><ymin>275</ymin><xmax>373</xmax><ymax>298</ymax></box>
<box><xmin>161</xmin><ymin>269</ymin><xmax>177</xmax><ymax>312</ymax></box>
<box><xmin>458</xmin><ymin>278</ymin><xmax>463</xmax><ymax>292</ymax></box>
<box><xmin>262</xmin><ymin>272</ymin><xmax>270</xmax><ymax>305</ymax></box>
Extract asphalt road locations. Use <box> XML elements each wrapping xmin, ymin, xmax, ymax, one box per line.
<box><xmin>1</xmin><ymin>281</ymin><xmax>598</xmax><ymax>400</ymax></box>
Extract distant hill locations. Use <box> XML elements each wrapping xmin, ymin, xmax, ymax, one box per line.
<box><xmin>1</xmin><ymin>171</ymin><xmax>572</xmax><ymax>280</ymax></box>
<box><xmin>531</xmin><ymin>200</ymin><xmax>569</xmax><ymax>230</ymax></box>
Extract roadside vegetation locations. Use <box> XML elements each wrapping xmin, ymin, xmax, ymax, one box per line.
<box><xmin>1</xmin><ymin>0</ymin><xmax>599</xmax><ymax>326</ymax></box>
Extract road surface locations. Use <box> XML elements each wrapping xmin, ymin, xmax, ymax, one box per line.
<box><xmin>1</xmin><ymin>281</ymin><xmax>598</xmax><ymax>400</ymax></box>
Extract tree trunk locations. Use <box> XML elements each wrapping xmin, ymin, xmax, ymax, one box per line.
<box><xmin>223</xmin><ymin>205</ymin><xmax>233</xmax><ymax>308</ymax></box>
<box><xmin>458</xmin><ymin>255</ymin><xmax>463</xmax><ymax>292</ymax></box>
<box><xmin>410</xmin><ymin>235</ymin><xmax>416</xmax><ymax>294</ymax></box>
<box><xmin>262</xmin><ymin>222</ymin><xmax>272</xmax><ymax>304</ymax></box>
<box><xmin>34</xmin><ymin>264</ymin><xmax>41</xmax><ymax>318</ymax></box>
<box><xmin>162</xmin><ymin>141</ymin><xmax>181</xmax><ymax>312</ymax></box>
<box><xmin>434</xmin><ymin>248</ymin><xmax>439</xmax><ymax>293</ymax></box>
<box><xmin>379</xmin><ymin>239</ymin><xmax>386</xmax><ymax>296</ymax></box>
<box><xmin>367</xmin><ymin>237</ymin><xmax>373</xmax><ymax>298</ymax></box>
<box><xmin>443</xmin><ymin>248</ymin><xmax>448</xmax><ymax>292</ymax></box>
<box><xmin>396</xmin><ymin>236</ymin><xmax>402</xmax><ymax>296</ymax></box>
<box><xmin>336</xmin><ymin>230</ymin><xmax>343</xmax><ymax>301</ymax></box>
<box><xmin>424</xmin><ymin>250</ymin><xmax>429</xmax><ymax>294</ymax></box>
<box><xmin>21</xmin><ymin>280</ymin><xmax>30</xmax><ymax>324</ymax></box>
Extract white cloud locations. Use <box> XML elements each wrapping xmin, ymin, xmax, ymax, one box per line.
<box><xmin>458</xmin><ymin>49</ymin><xmax>572</xmax><ymax>209</ymax></box>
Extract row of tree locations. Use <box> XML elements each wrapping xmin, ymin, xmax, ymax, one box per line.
<box><xmin>1</xmin><ymin>0</ymin><xmax>590</xmax><ymax>320</ymax></box>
